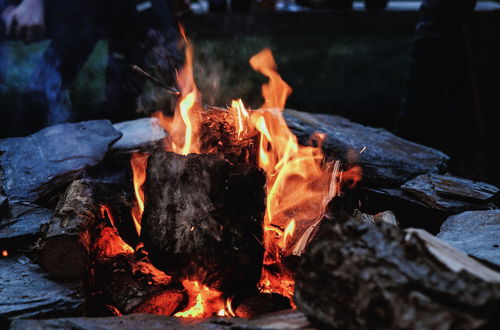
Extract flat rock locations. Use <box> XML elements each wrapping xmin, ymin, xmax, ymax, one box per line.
<box><xmin>437</xmin><ymin>210</ymin><xmax>500</xmax><ymax>266</ymax></box>
<box><xmin>10</xmin><ymin>310</ymin><xmax>310</xmax><ymax>330</ymax></box>
<box><xmin>0</xmin><ymin>121</ymin><xmax>122</xmax><ymax>202</ymax></box>
<box><xmin>0</xmin><ymin>255</ymin><xmax>84</xmax><ymax>322</ymax></box>
<box><xmin>111</xmin><ymin>118</ymin><xmax>166</xmax><ymax>153</ymax></box>
<box><xmin>284</xmin><ymin>109</ymin><xmax>449</xmax><ymax>185</ymax></box>
<box><xmin>401</xmin><ymin>174</ymin><xmax>498</xmax><ymax>213</ymax></box>
<box><xmin>0</xmin><ymin>202</ymin><xmax>52</xmax><ymax>251</ymax></box>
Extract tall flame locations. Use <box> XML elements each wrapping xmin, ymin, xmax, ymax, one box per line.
<box><xmin>130</xmin><ymin>152</ymin><xmax>148</xmax><ymax>236</ymax></box>
<box><xmin>131</xmin><ymin>35</ymin><xmax>361</xmax><ymax>315</ymax></box>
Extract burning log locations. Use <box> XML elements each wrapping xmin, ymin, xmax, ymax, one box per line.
<box><xmin>90</xmin><ymin>253</ymin><xmax>186</xmax><ymax>316</ymax></box>
<box><xmin>37</xmin><ymin>180</ymin><xmax>100</xmax><ymax>280</ymax></box>
<box><xmin>295</xmin><ymin>217</ymin><xmax>500</xmax><ymax>329</ymax></box>
<box><xmin>141</xmin><ymin>151</ymin><xmax>266</xmax><ymax>293</ymax></box>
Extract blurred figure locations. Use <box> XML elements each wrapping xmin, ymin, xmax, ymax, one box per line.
<box><xmin>0</xmin><ymin>0</ymin><xmax>182</xmax><ymax>136</ymax></box>
<box><xmin>396</xmin><ymin>0</ymin><xmax>477</xmax><ymax>145</ymax></box>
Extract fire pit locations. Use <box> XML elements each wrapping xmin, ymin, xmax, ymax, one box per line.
<box><xmin>1</xmin><ymin>37</ymin><xmax>500</xmax><ymax>330</ymax></box>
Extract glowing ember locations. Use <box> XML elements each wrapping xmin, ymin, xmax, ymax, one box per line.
<box><xmin>96</xmin><ymin>205</ymin><xmax>134</xmax><ymax>258</ymax></box>
<box><xmin>1</xmin><ymin>250</ymin><xmax>7</xmax><ymax>257</ymax></box>
<box><xmin>174</xmin><ymin>280</ymin><xmax>225</xmax><ymax>318</ymax></box>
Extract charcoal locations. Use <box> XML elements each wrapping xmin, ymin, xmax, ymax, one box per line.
<box><xmin>295</xmin><ymin>217</ymin><xmax>500</xmax><ymax>329</ymax></box>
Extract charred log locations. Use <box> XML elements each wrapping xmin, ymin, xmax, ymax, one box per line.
<box><xmin>90</xmin><ymin>253</ymin><xmax>185</xmax><ymax>316</ymax></box>
<box><xmin>295</xmin><ymin>217</ymin><xmax>500</xmax><ymax>329</ymax></box>
<box><xmin>141</xmin><ymin>151</ymin><xmax>266</xmax><ymax>294</ymax></box>
<box><xmin>37</xmin><ymin>180</ymin><xmax>100</xmax><ymax>280</ymax></box>
<box><xmin>234</xmin><ymin>293</ymin><xmax>291</xmax><ymax>318</ymax></box>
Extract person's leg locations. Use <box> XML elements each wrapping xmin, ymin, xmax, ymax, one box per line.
<box><xmin>396</xmin><ymin>0</ymin><xmax>477</xmax><ymax>144</ymax></box>
<box><xmin>20</xmin><ymin>0</ymin><xmax>99</xmax><ymax>133</ymax></box>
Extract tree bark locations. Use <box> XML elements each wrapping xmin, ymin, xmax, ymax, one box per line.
<box><xmin>141</xmin><ymin>151</ymin><xmax>266</xmax><ymax>294</ymax></box>
<box><xmin>295</xmin><ymin>217</ymin><xmax>500</xmax><ymax>330</ymax></box>
<box><xmin>37</xmin><ymin>180</ymin><xmax>99</xmax><ymax>280</ymax></box>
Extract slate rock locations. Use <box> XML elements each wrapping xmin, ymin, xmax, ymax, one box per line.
<box><xmin>10</xmin><ymin>310</ymin><xmax>310</xmax><ymax>330</ymax></box>
<box><xmin>111</xmin><ymin>118</ymin><xmax>166</xmax><ymax>153</ymax></box>
<box><xmin>0</xmin><ymin>255</ymin><xmax>84</xmax><ymax>322</ymax></box>
<box><xmin>0</xmin><ymin>202</ymin><xmax>52</xmax><ymax>251</ymax></box>
<box><xmin>284</xmin><ymin>109</ymin><xmax>449</xmax><ymax>185</ymax></box>
<box><xmin>0</xmin><ymin>120</ymin><xmax>122</xmax><ymax>202</ymax></box>
<box><xmin>401</xmin><ymin>174</ymin><xmax>498</xmax><ymax>213</ymax></box>
<box><xmin>437</xmin><ymin>210</ymin><xmax>500</xmax><ymax>266</ymax></box>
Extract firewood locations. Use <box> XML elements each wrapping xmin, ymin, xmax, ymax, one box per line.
<box><xmin>90</xmin><ymin>253</ymin><xmax>186</xmax><ymax>316</ymax></box>
<box><xmin>234</xmin><ymin>293</ymin><xmax>291</xmax><ymax>318</ymax></box>
<box><xmin>37</xmin><ymin>180</ymin><xmax>100</xmax><ymax>280</ymax></box>
<box><xmin>295</xmin><ymin>217</ymin><xmax>500</xmax><ymax>329</ymax></box>
<box><xmin>141</xmin><ymin>151</ymin><xmax>266</xmax><ymax>294</ymax></box>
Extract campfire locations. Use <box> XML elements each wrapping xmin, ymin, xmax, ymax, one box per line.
<box><xmin>99</xmin><ymin>39</ymin><xmax>362</xmax><ymax>318</ymax></box>
<box><xmin>1</xmin><ymin>31</ymin><xmax>500</xmax><ymax>330</ymax></box>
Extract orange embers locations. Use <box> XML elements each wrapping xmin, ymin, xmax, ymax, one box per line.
<box><xmin>95</xmin><ymin>205</ymin><xmax>134</xmax><ymax>259</ymax></box>
<box><xmin>174</xmin><ymin>280</ymin><xmax>226</xmax><ymax>318</ymax></box>
<box><xmin>1</xmin><ymin>250</ymin><xmax>7</xmax><ymax>257</ymax></box>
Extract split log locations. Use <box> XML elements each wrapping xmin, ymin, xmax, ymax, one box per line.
<box><xmin>37</xmin><ymin>180</ymin><xmax>99</xmax><ymax>280</ymax></box>
<box><xmin>295</xmin><ymin>217</ymin><xmax>500</xmax><ymax>329</ymax></box>
<box><xmin>90</xmin><ymin>253</ymin><xmax>186</xmax><ymax>316</ymax></box>
<box><xmin>141</xmin><ymin>151</ymin><xmax>266</xmax><ymax>293</ymax></box>
<box><xmin>0</xmin><ymin>255</ymin><xmax>84</xmax><ymax>324</ymax></box>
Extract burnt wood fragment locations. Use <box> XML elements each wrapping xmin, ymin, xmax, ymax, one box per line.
<box><xmin>0</xmin><ymin>255</ymin><xmax>84</xmax><ymax>325</ymax></box>
<box><xmin>234</xmin><ymin>293</ymin><xmax>291</xmax><ymax>318</ymax></box>
<box><xmin>141</xmin><ymin>151</ymin><xmax>266</xmax><ymax>293</ymax></box>
<box><xmin>37</xmin><ymin>180</ymin><xmax>100</xmax><ymax>280</ymax></box>
<box><xmin>295</xmin><ymin>218</ymin><xmax>500</xmax><ymax>329</ymax></box>
<box><xmin>90</xmin><ymin>253</ymin><xmax>185</xmax><ymax>316</ymax></box>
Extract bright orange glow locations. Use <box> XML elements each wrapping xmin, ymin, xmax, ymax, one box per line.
<box><xmin>134</xmin><ymin>36</ymin><xmax>362</xmax><ymax>310</ymax></box>
<box><xmin>174</xmin><ymin>280</ymin><xmax>225</xmax><ymax>318</ymax></box>
<box><xmin>96</xmin><ymin>205</ymin><xmax>134</xmax><ymax>258</ymax></box>
<box><xmin>230</xmin><ymin>99</ymin><xmax>250</xmax><ymax>139</ymax></box>
<box><xmin>130</xmin><ymin>153</ymin><xmax>148</xmax><ymax>235</ymax></box>
<box><xmin>1</xmin><ymin>250</ymin><xmax>7</xmax><ymax>257</ymax></box>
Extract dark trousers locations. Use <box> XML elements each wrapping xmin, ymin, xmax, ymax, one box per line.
<box><xmin>0</xmin><ymin>0</ymin><xmax>181</xmax><ymax>135</ymax></box>
<box><xmin>396</xmin><ymin>0</ymin><xmax>477</xmax><ymax>144</ymax></box>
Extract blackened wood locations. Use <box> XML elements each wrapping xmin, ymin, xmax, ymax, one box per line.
<box><xmin>234</xmin><ymin>293</ymin><xmax>291</xmax><ymax>318</ymax></box>
<box><xmin>295</xmin><ymin>218</ymin><xmax>500</xmax><ymax>329</ymax></box>
<box><xmin>90</xmin><ymin>253</ymin><xmax>185</xmax><ymax>316</ymax></box>
<box><xmin>141</xmin><ymin>151</ymin><xmax>265</xmax><ymax>293</ymax></box>
<box><xmin>37</xmin><ymin>180</ymin><xmax>99</xmax><ymax>280</ymax></box>
<box><xmin>0</xmin><ymin>255</ymin><xmax>84</xmax><ymax>325</ymax></box>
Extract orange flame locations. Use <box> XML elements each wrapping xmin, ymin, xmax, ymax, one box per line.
<box><xmin>130</xmin><ymin>152</ymin><xmax>148</xmax><ymax>235</ymax></box>
<box><xmin>96</xmin><ymin>205</ymin><xmax>134</xmax><ymax>258</ymax></box>
<box><xmin>134</xmin><ymin>36</ymin><xmax>361</xmax><ymax>310</ymax></box>
<box><xmin>174</xmin><ymin>280</ymin><xmax>225</xmax><ymax>318</ymax></box>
